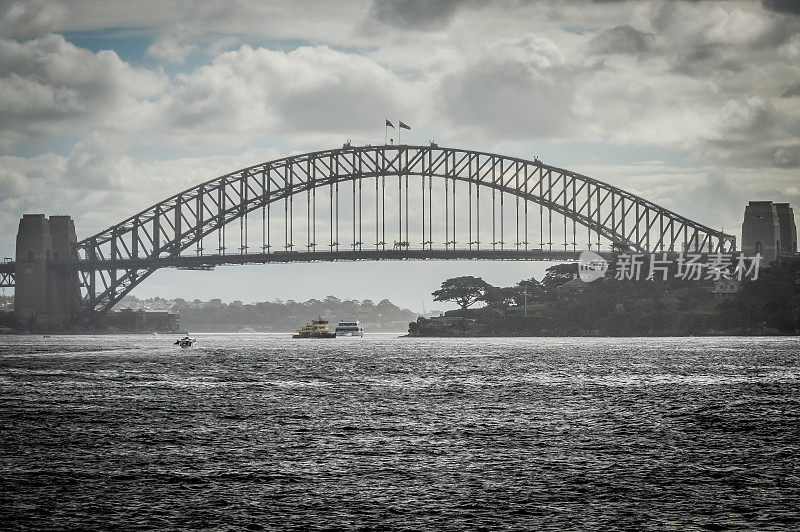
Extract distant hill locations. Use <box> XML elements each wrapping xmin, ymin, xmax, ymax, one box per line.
<box><xmin>115</xmin><ymin>295</ymin><xmax>420</xmax><ymax>332</ymax></box>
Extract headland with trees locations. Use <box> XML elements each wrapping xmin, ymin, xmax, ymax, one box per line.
<box><xmin>409</xmin><ymin>259</ymin><xmax>800</xmax><ymax>337</ymax></box>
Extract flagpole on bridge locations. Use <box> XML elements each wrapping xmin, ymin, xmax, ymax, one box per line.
<box><xmin>385</xmin><ymin>119</ymin><xmax>394</xmax><ymax>145</ymax></box>
<box><xmin>398</xmin><ymin>121</ymin><xmax>411</xmax><ymax>145</ymax></box>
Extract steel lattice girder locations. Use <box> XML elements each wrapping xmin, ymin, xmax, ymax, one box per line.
<box><xmin>0</xmin><ymin>271</ymin><xmax>13</xmax><ymax>288</ymax></box>
<box><xmin>73</xmin><ymin>145</ymin><xmax>737</xmax><ymax>319</ymax></box>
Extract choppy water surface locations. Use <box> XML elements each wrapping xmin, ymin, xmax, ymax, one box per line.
<box><xmin>1</xmin><ymin>334</ymin><xmax>799</xmax><ymax>530</ymax></box>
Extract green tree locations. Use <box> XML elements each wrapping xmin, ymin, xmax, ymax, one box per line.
<box><xmin>541</xmin><ymin>263</ymin><xmax>578</xmax><ymax>292</ymax></box>
<box><xmin>432</xmin><ymin>276</ymin><xmax>490</xmax><ymax>310</ymax></box>
<box><xmin>480</xmin><ymin>285</ymin><xmax>517</xmax><ymax>309</ymax></box>
<box><xmin>514</xmin><ymin>277</ymin><xmax>544</xmax><ymax>306</ymax></box>
<box><xmin>323</xmin><ymin>295</ymin><xmax>341</xmax><ymax>307</ymax></box>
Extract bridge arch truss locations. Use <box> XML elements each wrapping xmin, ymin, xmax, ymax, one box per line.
<box><xmin>72</xmin><ymin>145</ymin><xmax>735</xmax><ymax>318</ymax></box>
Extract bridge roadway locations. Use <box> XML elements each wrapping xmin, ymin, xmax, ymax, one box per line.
<box><xmin>50</xmin><ymin>249</ymin><xmax>601</xmax><ymax>271</ymax></box>
<box><xmin>10</xmin><ymin>248</ymin><xmax>742</xmax><ymax>277</ymax></box>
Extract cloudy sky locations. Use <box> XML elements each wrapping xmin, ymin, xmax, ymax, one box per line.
<box><xmin>1</xmin><ymin>0</ymin><xmax>799</xmax><ymax>311</ymax></box>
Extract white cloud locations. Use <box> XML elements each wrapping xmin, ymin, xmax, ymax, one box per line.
<box><xmin>146</xmin><ymin>44</ymin><xmax>424</xmax><ymax>151</ymax></box>
<box><xmin>588</xmin><ymin>25</ymin><xmax>654</xmax><ymax>56</ymax></box>
<box><xmin>0</xmin><ymin>144</ymin><xmax>288</xmax><ymax>253</ymax></box>
<box><xmin>2</xmin><ymin>2</ymin><xmax>798</xmax><ymax>164</ymax></box>
<box><xmin>0</xmin><ymin>34</ymin><xmax>167</xmax><ymax>150</ymax></box>
<box><xmin>436</xmin><ymin>35</ymin><xmax>579</xmax><ymax>141</ymax></box>
<box><xmin>145</xmin><ymin>35</ymin><xmax>197</xmax><ymax>64</ymax></box>
<box><xmin>0</xmin><ymin>0</ymin><xmax>65</xmax><ymax>39</ymax></box>
<box><xmin>0</xmin><ymin>0</ymin><xmax>371</xmax><ymax>47</ymax></box>
<box><xmin>1</xmin><ymin>0</ymin><xmax>800</xmax><ymax>262</ymax></box>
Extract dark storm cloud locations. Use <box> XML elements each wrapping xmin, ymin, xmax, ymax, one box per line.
<box><xmin>706</xmin><ymin>139</ymin><xmax>800</xmax><ymax>168</ymax></box>
<box><xmin>771</xmin><ymin>145</ymin><xmax>800</xmax><ymax>167</ymax></box>
<box><xmin>670</xmin><ymin>45</ymin><xmax>745</xmax><ymax>77</ymax></box>
<box><xmin>366</xmin><ymin>0</ymin><xmax>469</xmax><ymax>31</ymax></box>
<box><xmin>655</xmin><ymin>0</ymin><xmax>800</xmax><ymax>50</ymax></box>
<box><xmin>650</xmin><ymin>0</ymin><xmax>799</xmax><ymax>79</ymax></box>
<box><xmin>783</xmin><ymin>82</ymin><xmax>800</xmax><ymax>98</ymax></box>
<box><xmin>588</xmin><ymin>25</ymin><xmax>653</xmax><ymax>55</ymax></box>
<box><xmin>702</xmin><ymin>96</ymin><xmax>800</xmax><ymax>168</ymax></box>
<box><xmin>762</xmin><ymin>0</ymin><xmax>800</xmax><ymax>15</ymax></box>
<box><xmin>752</xmin><ymin>17</ymin><xmax>800</xmax><ymax>49</ymax></box>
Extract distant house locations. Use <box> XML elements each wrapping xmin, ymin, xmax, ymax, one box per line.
<box><xmin>712</xmin><ymin>279</ymin><xmax>740</xmax><ymax>299</ymax></box>
<box><xmin>557</xmin><ymin>276</ymin><xmax>589</xmax><ymax>297</ymax></box>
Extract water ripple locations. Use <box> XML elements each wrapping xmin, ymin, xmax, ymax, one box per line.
<box><xmin>0</xmin><ymin>335</ymin><xmax>798</xmax><ymax>530</ymax></box>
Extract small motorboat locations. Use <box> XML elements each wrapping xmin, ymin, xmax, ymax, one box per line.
<box><xmin>174</xmin><ymin>336</ymin><xmax>196</xmax><ymax>348</ymax></box>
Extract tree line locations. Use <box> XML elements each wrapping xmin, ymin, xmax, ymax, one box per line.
<box><xmin>431</xmin><ymin>263</ymin><xmax>576</xmax><ymax>310</ymax></box>
<box><xmin>427</xmin><ymin>260</ymin><xmax>800</xmax><ymax>335</ymax></box>
<box><xmin>116</xmin><ymin>294</ymin><xmax>419</xmax><ymax>332</ymax></box>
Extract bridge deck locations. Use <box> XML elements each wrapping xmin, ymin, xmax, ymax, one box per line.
<box><xmin>11</xmin><ymin>248</ymin><xmax>747</xmax><ymax>276</ymax></box>
<box><xmin>54</xmin><ymin>249</ymin><xmax>602</xmax><ymax>270</ymax></box>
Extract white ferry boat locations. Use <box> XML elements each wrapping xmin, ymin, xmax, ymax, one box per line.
<box><xmin>335</xmin><ymin>320</ymin><xmax>364</xmax><ymax>337</ymax></box>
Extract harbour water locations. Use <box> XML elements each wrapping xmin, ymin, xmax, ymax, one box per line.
<box><xmin>1</xmin><ymin>335</ymin><xmax>799</xmax><ymax>530</ymax></box>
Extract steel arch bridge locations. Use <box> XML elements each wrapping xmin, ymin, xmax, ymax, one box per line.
<box><xmin>51</xmin><ymin>144</ymin><xmax>734</xmax><ymax>321</ymax></box>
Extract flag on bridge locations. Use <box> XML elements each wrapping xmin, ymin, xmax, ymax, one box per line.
<box><xmin>385</xmin><ymin>119</ymin><xmax>396</xmax><ymax>144</ymax></box>
<box><xmin>399</xmin><ymin>121</ymin><xmax>411</xmax><ymax>130</ymax></box>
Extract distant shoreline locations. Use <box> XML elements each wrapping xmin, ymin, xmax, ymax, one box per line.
<box><xmin>0</xmin><ymin>330</ymin><xmax>412</xmax><ymax>336</ymax></box>
<box><xmin>404</xmin><ymin>331</ymin><xmax>797</xmax><ymax>338</ymax></box>
<box><xmin>2</xmin><ymin>330</ymin><xmax>795</xmax><ymax>338</ymax></box>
